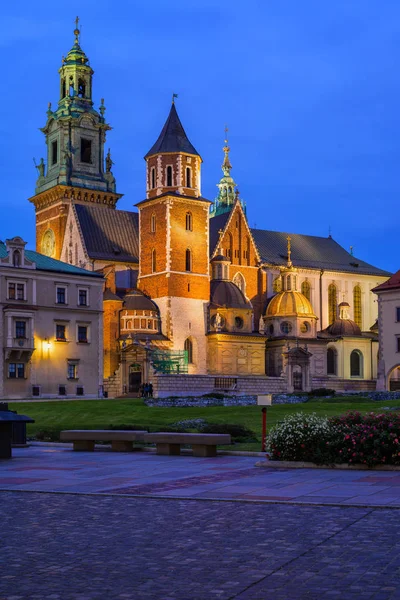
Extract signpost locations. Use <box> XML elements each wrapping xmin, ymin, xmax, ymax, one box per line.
<box><xmin>257</xmin><ymin>395</ymin><xmax>272</xmax><ymax>452</ymax></box>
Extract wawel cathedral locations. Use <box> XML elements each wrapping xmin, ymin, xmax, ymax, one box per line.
<box><xmin>29</xmin><ymin>23</ymin><xmax>391</xmax><ymax>397</ymax></box>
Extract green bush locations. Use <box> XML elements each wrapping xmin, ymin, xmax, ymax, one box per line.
<box><xmin>200</xmin><ymin>422</ymin><xmax>256</xmax><ymax>442</ymax></box>
<box><xmin>309</xmin><ymin>388</ymin><xmax>336</xmax><ymax>397</ymax></box>
<box><xmin>34</xmin><ymin>429</ymin><xmax>61</xmax><ymax>442</ymax></box>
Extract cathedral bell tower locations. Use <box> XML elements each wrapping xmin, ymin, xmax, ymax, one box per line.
<box><xmin>137</xmin><ymin>100</ymin><xmax>211</xmax><ymax>374</ymax></box>
<box><xmin>29</xmin><ymin>19</ymin><xmax>122</xmax><ymax>260</ymax></box>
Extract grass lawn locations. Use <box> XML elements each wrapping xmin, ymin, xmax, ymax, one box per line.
<box><xmin>9</xmin><ymin>396</ymin><xmax>400</xmax><ymax>452</ymax></box>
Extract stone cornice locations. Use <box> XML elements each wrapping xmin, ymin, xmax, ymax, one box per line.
<box><xmin>28</xmin><ymin>185</ymin><xmax>123</xmax><ymax>211</ymax></box>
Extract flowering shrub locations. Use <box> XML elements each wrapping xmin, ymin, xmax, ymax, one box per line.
<box><xmin>267</xmin><ymin>413</ymin><xmax>333</xmax><ymax>462</ymax></box>
<box><xmin>268</xmin><ymin>410</ymin><xmax>400</xmax><ymax>467</ymax></box>
<box><xmin>328</xmin><ymin>411</ymin><xmax>400</xmax><ymax>467</ymax></box>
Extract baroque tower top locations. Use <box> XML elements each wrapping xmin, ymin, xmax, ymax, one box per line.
<box><xmin>210</xmin><ymin>129</ymin><xmax>245</xmax><ymax>217</ymax></box>
<box><xmin>33</xmin><ymin>18</ymin><xmax>117</xmax><ymax>197</ymax></box>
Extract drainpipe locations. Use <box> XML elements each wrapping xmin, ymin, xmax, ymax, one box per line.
<box><xmin>319</xmin><ymin>269</ymin><xmax>324</xmax><ymax>327</ymax></box>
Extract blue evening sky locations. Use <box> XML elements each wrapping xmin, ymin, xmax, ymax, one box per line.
<box><xmin>1</xmin><ymin>1</ymin><xmax>398</xmax><ymax>274</ymax></box>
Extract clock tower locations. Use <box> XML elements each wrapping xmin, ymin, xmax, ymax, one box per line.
<box><xmin>29</xmin><ymin>19</ymin><xmax>122</xmax><ymax>260</ymax></box>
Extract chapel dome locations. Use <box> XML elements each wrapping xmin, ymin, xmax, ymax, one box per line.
<box><xmin>266</xmin><ymin>291</ymin><xmax>316</xmax><ymax>318</ymax></box>
<box><xmin>326</xmin><ymin>319</ymin><xmax>362</xmax><ymax>337</ymax></box>
<box><xmin>210</xmin><ymin>280</ymin><xmax>251</xmax><ymax>309</ymax></box>
<box><xmin>123</xmin><ymin>290</ymin><xmax>159</xmax><ymax>312</ymax></box>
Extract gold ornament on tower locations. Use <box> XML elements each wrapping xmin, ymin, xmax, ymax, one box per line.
<box><xmin>41</xmin><ymin>229</ymin><xmax>56</xmax><ymax>257</ymax></box>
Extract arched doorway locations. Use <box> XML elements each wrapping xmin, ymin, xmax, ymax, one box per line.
<box><xmin>129</xmin><ymin>363</ymin><xmax>142</xmax><ymax>394</ymax></box>
<box><xmin>387</xmin><ymin>365</ymin><xmax>400</xmax><ymax>391</ymax></box>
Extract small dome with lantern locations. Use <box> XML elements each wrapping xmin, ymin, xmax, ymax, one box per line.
<box><xmin>320</xmin><ymin>301</ymin><xmax>362</xmax><ymax>338</ymax></box>
<box><xmin>263</xmin><ymin>236</ymin><xmax>317</xmax><ymax>338</ymax></box>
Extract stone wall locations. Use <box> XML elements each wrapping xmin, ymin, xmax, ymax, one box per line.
<box><xmin>151</xmin><ymin>374</ymin><xmax>286</xmax><ymax>398</ymax></box>
<box><xmin>311</xmin><ymin>377</ymin><xmax>376</xmax><ymax>392</ymax></box>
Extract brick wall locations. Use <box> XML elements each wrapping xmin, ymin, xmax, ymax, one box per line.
<box><xmin>151</xmin><ymin>374</ymin><xmax>286</xmax><ymax>398</ymax></box>
<box><xmin>311</xmin><ymin>376</ymin><xmax>376</xmax><ymax>392</ymax></box>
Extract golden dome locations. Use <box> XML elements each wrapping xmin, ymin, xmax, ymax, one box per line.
<box><xmin>266</xmin><ymin>291</ymin><xmax>316</xmax><ymax>318</ymax></box>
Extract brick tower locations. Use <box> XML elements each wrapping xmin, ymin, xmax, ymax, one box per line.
<box><xmin>137</xmin><ymin>101</ymin><xmax>211</xmax><ymax>373</ymax></box>
<box><xmin>28</xmin><ymin>19</ymin><xmax>121</xmax><ymax>261</ymax></box>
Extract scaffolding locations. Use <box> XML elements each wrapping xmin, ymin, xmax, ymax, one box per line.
<box><xmin>150</xmin><ymin>350</ymin><xmax>189</xmax><ymax>374</ymax></box>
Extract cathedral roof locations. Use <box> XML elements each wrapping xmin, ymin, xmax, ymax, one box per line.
<box><xmin>123</xmin><ymin>290</ymin><xmax>159</xmax><ymax>312</ymax></box>
<box><xmin>144</xmin><ymin>103</ymin><xmax>200</xmax><ymax>159</ymax></box>
<box><xmin>210</xmin><ymin>280</ymin><xmax>252</xmax><ymax>309</ymax></box>
<box><xmin>319</xmin><ymin>319</ymin><xmax>362</xmax><ymax>338</ymax></box>
<box><xmin>250</xmin><ymin>229</ymin><xmax>391</xmax><ymax>277</ymax></box>
<box><xmin>74</xmin><ymin>205</ymin><xmax>139</xmax><ymax>263</ymax></box>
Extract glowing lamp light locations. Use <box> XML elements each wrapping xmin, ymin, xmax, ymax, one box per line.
<box><xmin>44</xmin><ymin>338</ymin><xmax>52</xmax><ymax>350</ymax></box>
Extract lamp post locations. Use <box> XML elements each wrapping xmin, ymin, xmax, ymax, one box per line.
<box><xmin>257</xmin><ymin>394</ymin><xmax>272</xmax><ymax>452</ymax></box>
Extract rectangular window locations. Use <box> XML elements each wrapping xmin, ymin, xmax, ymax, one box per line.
<box><xmin>8</xmin><ymin>282</ymin><xmax>25</xmax><ymax>300</ymax></box>
<box><xmin>81</xmin><ymin>138</ymin><xmax>92</xmax><ymax>163</ymax></box>
<box><xmin>15</xmin><ymin>321</ymin><xmax>26</xmax><ymax>339</ymax></box>
<box><xmin>57</xmin><ymin>287</ymin><xmax>66</xmax><ymax>304</ymax></box>
<box><xmin>8</xmin><ymin>363</ymin><xmax>25</xmax><ymax>379</ymax></box>
<box><xmin>68</xmin><ymin>363</ymin><xmax>77</xmax><ymax>380</ymax></box>
<box><xmin>59</xmin><ymin>385</ymin><xmax>66</xmax><ymax>396</ymax></box>
<box><xmin>76</xmin><ymin>386</ymin><xmax>84</xmax><ymax>396</ymax></box>
<box><xmin>396</xmin><ymin>308</ymin><xmax>400</xmax><ymax>322</ymax></box>
<box><xmin>56</xmin><ymin>324</ymin><xmax>66</xmax><ymax>341</ymax></box>
<box><xmin>51</xmin><ymin>140</ymin><xmax>58</xmax><ymax>165</ymax></box>
<box><xmin>78</xmin><ymin>326</ymin><xmax>88</xmax><ymax>343</ymax></box>
<box><xmin>78</xmin><ymin>289</ymin><xmax>88</xmax><ymax>306</ymax></box>
<box><xmin>397</xmin><ymin>337</ymin><xmax>400</xmax><ymax>353</ymax></box>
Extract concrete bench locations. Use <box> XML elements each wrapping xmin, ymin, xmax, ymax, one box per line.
<box><xmin>60</xmin><ymin>430</ymin><xmax>147</xmax><ymax>452</ymax></box>
<box><xmin>143</xmin><ymin>432</ymin><xmax>231</xmax><ymax>457</ymax></box>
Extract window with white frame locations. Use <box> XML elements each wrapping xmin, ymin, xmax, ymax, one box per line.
<box><xmin>67</xmin><ymin>361</ymin><xmax>79</xmax><ymax>380</ymax></box>
<box><xmin>56</xmin><ymin>286</ymin><xmax>67</xmax><ymax>304</ymax></box>
<box><xmin>8</xmin><ymin>363</ymin><xmax>25</xmax><ymax>379</ymax></box>
<box><xmin>78</xmin><ymin>288</ymin><xmax>88</xmax><ymax>306</ymax></box>
<box><xmin>8</xmin><ymin>281</ymin><xmax>25</xmax><ymax>301</ymax></box>
<box><xmin>77</xmin><ymin>324</ymin><xmax>89</xmax><ymax>343</ymax></box>
<box><xmin>15</xmin><ymin>320</ymin><xmax>26</xmax><ymax>339</ymax></box>
<box><xmin>56</xmin><ymin>323</ymin><xmax>67</xmax><ymax>341</ymax></box>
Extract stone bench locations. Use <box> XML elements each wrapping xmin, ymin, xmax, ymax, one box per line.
<box><xmin>143</xmin><ymin>432</ymin><xmax>231</xmax><ymax>457</ymax></box>
<box><xmin>60</xmin><ymin>430</ymin><xmax>147</xmax><ymax>452</ymax></box>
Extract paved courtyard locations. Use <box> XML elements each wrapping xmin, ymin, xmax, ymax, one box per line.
<box><xmin>1</xmin><ymin>445</ymin><xmax>400</xmax><ymax>599</ymax></box>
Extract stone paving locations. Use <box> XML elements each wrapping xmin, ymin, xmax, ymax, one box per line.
<box><xmin>2</xmin><ymin>446</ymin><xmax>400</xmax><ymax>598</ymax></box>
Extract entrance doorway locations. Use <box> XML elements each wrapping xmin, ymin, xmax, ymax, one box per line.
<box><xmin>129</xmin><ymin>363</ymin><xmax>142</xmax><ymax>394</ymax></box>
<box><xmin>293</xmin><ymin>366</ymin><xmax>303</xmax><ymax>391</ymax></box>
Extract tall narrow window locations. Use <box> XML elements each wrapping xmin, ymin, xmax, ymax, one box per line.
<box><xmin>353</xmin><ymin>285</ymin><xmax>362</xmax><ymax>329</ymax></box>
<box><xmin>78</xmin><ymin>78</ymin><xmax>86</xmax><ymax>98</ymax></box>
<box><xmin>184</xmin><ymin>338</ymin><xmax>193</xmax><ymax>364</ymax></box>
<box><xmin>13</xmin><ymin>250</ymin><xmax>21</xmax><ymax>267</ymax></box>
<box><xmin>61</xmin><ymin>78</ymin><xmax>66</xmax><ymax>97</ymax></box>
<box><xmin>81</xmin><ymin>138</ymin><xmax>92</xmax><ymax>163</ymax></box>
<box><xmin>185</xmin><ymin>249</ymin><xmax>192</xmax><ymax>272</ymax></box>
<box><xmin>152</xmin><ymin>249</ymin><xmax>157</xmax><ymax>273</ymax></box>
<box><xmin>328</xmin><ymin>284</ymin><xmax>337</xmax><ymax>324</ymax></box>
<box><xmin>185</xmin><ymin>212</ymin><xmax>192</xmax><ymax>231</ymax></box>
<box><xmin>301</xmin><ymin>280</ymin><xmax>311</xmax><ymax>301</ymax></box>
<box><xmin>151</xmin><ymin>214</ymin><xmax>156</xmax><ymax>233</ymax></box>
<box><xmin>151</xmin><ymin>168</ymin><xmax>156</xmax><ymax>189</ymax></box>
<box><xmin>327</xmin><ymin>347</ymin><xmax>337</xmax><ymax>375</ymax></box>
<box><xmin>350</xmin><ymin>350</ymin><xmax>363</xmax><ymax>377</ymax></box>
<box><xmin>15</xmin><ymin>321</ymin><xmax>26</xmax><ymax>339</ymax></box>
<box><xmin>166</xmin><ymin>166</ymin><xmax>172</xmax><ymax>187</ymax></box>
<box><xmin>186</xmin><ymin>167</ymin><xmax>191</xmax><ymax>188</ymax></box>
<box><xmin>51</xmin><ymin>140</ymin><xmax>58</xmax><ymax>165</ymax></box>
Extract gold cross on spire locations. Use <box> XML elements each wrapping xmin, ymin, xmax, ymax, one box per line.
<box><xmin>286</xmin><ymin>235</ymin><xmax>292</xmax><ymax>267</ymax></box>
<box><xmin>74</xmin><ymin>16</ymin><xmax>80</xmax><ymax>43</ymax></box>
<box><xmin>224</xmin><ymin>125</ymin><xmax>229</xmax><ymax>144</ymax></box>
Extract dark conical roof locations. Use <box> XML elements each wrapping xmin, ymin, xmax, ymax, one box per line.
<box><xmin>145</xmin><ymin>103</ymin><xmax>200</xmax><ymax>159</ymax></box>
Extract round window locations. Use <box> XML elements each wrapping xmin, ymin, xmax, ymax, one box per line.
<box><xmin>235</xmin><ymin>316</ymin><xmax>244</xmax><ymax>329</ymax></box>
<box><xmin>210</xmin><ymin>314</ymin><xmax>225</xmax><ymax>329</ymax></box>
<box><xmin>280</xmin><ymin>321</ymin><xmax>292</xmax><ymax>335</ymax></box>
<box><xmin>300</xmin><ymin>321</ymin><xmax>310</xmax><ymax>334</ymax></box>
<box><xmin>269</xmin><ymin>324</ymin><xmax>274</xmax><ymax>335</ymax></box>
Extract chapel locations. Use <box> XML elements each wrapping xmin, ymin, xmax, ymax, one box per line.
<box><xmin>29</xmin><ymin>22</ymin><xmax>391</xmax><ymax>397</ymax></box>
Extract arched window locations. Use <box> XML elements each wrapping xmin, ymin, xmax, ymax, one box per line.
<box><xmin>78</xmin><ymin>78</ymin><xmax>86</xmax><ymax>98</ymax></box>
<box><xmin>185</xmin><ymin>212</ymin><xmax>192</xmax><ymax>231</ymax></box>
<box><xmin>13</xmin><ymin>250</ymin><xmax>21</xmax><ymax>267</ymax></box>
<box><xmin>301</xmin><ymin>280</ymin><xmax>311</xmax><ymax>301</ymax></box>
<box><xmin>151</xmin><ymin>213</ymin><xmax>156</xmax><ymax>233</ymax></box>
<box><xmin>328</xmin><ymin>284</ymin><xmax>337</xmax><ymax>324</ymax></box>
<box><xmin>126</xmin><ymin>320</ymin><xmax>132</xmax><ymax>330</ymax></box>
<box><xmin>350</xmin><ymin>350</ymin><xmax>363</xmax><ymax>377</ymax></box>
<box><xmin>151</xmin><ymin>168</ymin><xmax>156</xmax><ymax>189</ymax></box>
<box><xmin>186</xmin><ymin>167</ymin><xmax>191</xmax><ymax>188</ymax></box>
<box><xmin>327</xmin><ymin>347</ymin><xmax>337</xmax><ymax>375</ymax></box>
<box><xmin>61</xmin><ymin>78</ymin><xmax>66</xmax><ymax>98</ymax></box>
<box><xmin>184</xmin><ymin>338</ymin><xmax>193</xmax><ymax>364</ymax></box>
<box><xmin>353</xmin><ymin>285</ymin><xmax>362</xmax><ymax>329</ymax></box>
<box><xmin>166</xmin><ymin>166</ymin><xmax>172</xmax><ymax>187</ymax></box>
<box><xmin>69</xmin><ymin>75</ymin><xmax>74</xmax><ymax>96</ymax></box>
<box><xmin>273</xmin><ymin>277</ymin><xmax>282</xmax><ymax>293</ymax></box>
<box><xmin>185</xmin><ymin>249</ymin><xmax>192</xmax><ymax>272</ymax></box>
<box><xmin>151</xmin><ymin>249</ymin><xmax>157</xmax><ymax>273</ymax></box>
<box><xmin>287</xmin><ymin>275</ymin><xmax>292</xmax><ymax>291</ymax></box>
<box><xmin>233</xmin><ymin>272</ymin><xmax>245</xmax><ymax>294</ymax></box>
